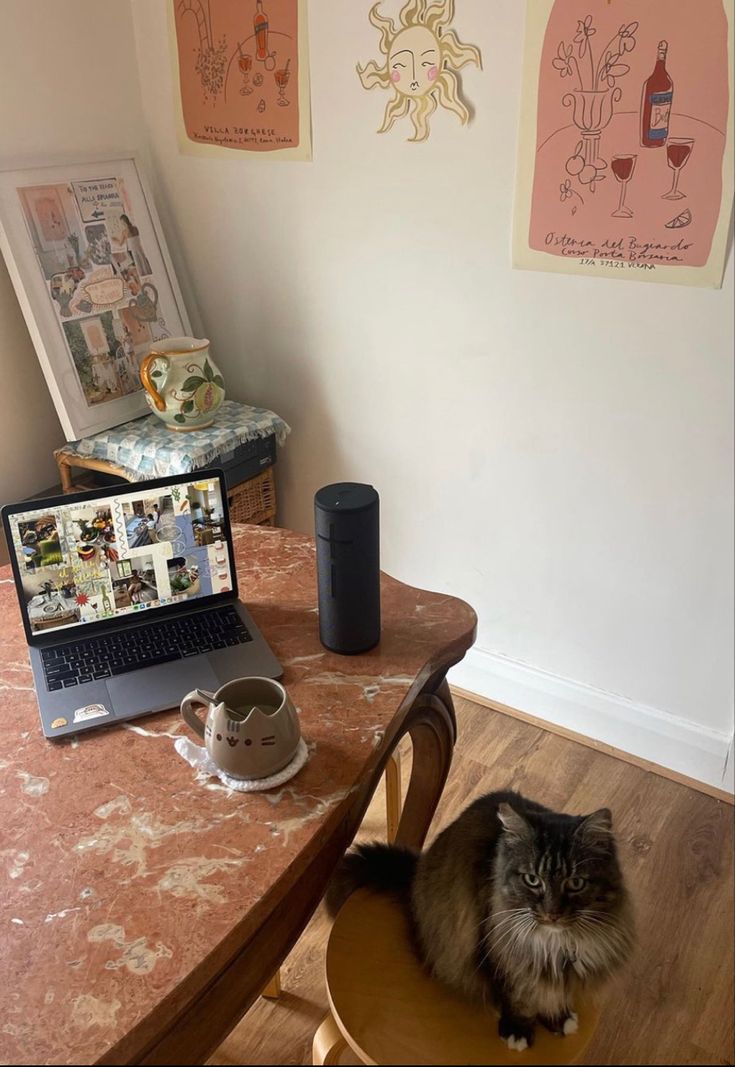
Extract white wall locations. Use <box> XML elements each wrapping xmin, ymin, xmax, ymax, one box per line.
<box><xmin>130</xmin><ymin>0</ymin><xmax>734</xmax><ymax>786</ymax></box>
<box><xmin>7</xmin><ymin>0</ymin><xmax>727</xmax><ymax>788</ymax></box>
<box><xmin>0</xmin><ymin>0</ymin><xmax>146</xmax><ymax>504</ymax></box>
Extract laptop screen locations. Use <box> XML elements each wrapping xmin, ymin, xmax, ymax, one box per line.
<box><xmin>5</xmin><ymin>475</ymin><xmax>234</xmax><ymax>638</ymax></box>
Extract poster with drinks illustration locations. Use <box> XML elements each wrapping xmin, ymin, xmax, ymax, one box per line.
<box><xmin>0</xmin><ymin>158</ymin><xmax>190</xmax><ymax>439</ymax></box>
<box><xmin>513</xmin><ymin>0</ymin><xmax>734</xmax><ymax>287</ymax></box>
<box><xmin>171</xmin><ymin>0</ymin><xmax>312</xmax><ymax>161</ymax></box>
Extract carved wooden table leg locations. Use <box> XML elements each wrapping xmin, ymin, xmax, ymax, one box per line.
<box><xmin>434</xmin><ymin>676</ymin><xmax>457</xmax><ymax>732</ymax></box>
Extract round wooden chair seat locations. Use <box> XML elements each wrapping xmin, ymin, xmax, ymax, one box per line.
<box><xmin>315</xmin><ymin>889</ymin><xmax>599</xmax><ymax>1066</ymax></box>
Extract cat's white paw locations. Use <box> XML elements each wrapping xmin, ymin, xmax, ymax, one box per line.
<box><xmin>563</xmin><ymin>1011</ymin><xmax>579</xmax><ymax>1035</ymax></box>
<box><xmin>503</xmin><ymin>1035</ymin><xmax>529</xmax><ymax>1052</ymax></box>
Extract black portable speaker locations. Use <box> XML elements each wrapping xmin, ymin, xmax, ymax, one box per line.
<box><xmin>314</xmin><ymin>483</ymin><xmax>380</xmax><ymax>654</ymax></box>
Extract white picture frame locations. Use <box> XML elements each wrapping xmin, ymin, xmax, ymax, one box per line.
<box><xmin>0</xmin><ymin>155</ymin><xmax>191</xmax><ymax>440</ymax></box>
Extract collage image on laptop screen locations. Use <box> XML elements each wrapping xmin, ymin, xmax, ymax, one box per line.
<box><xmin>7</xmin><ymin>477</ymin><xmax>233</xmax><ymax>637</ymax></box>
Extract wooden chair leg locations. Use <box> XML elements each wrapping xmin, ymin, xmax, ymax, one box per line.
<box><xmin>268</xmin><ymin>751</ymin><xmax>397</xmax><ymax>1008</ymax></box>
<box><xmin>54</xmin><ymin>451</ymin><xmax>75</xmax><ymax>494</ymax></box>
<box><xmin>394</xmin><ymin>692</ymin><xmax>455</xmax><ymax>850</ymax></box>
<box><xmin>313</xmin><ymin>1010</ymin><xmax>349</xmax><ymax>1065</ymax></box>
<box><xmin>385</xmin><ymin>749</ymin><xmax>402</xmax><ymax>844</ymax></box>
<box><xmin>261</xmin><ymin>969</ymin><xmax>282</xmax><ymax>999</ymax></box>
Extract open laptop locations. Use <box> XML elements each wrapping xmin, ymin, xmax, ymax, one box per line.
<box><xmin>1</xmin><ymin>469</ymin><xmax>282</xmax><ymax>738</ymax></box>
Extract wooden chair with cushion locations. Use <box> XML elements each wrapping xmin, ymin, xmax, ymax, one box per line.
<box><xmin>313</xmin><ymin>888</ymin><xmax>599</xmax><ymax>1066</ymax></box>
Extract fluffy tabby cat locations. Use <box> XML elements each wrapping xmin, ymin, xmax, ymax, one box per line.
<box><xmin>328</xmin><ymin>790</ymin><xmax>633</xmax><ymax>1051</ymax></box>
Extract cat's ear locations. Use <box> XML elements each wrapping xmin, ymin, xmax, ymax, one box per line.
<box><xmin>497</xmin><ymin>802</ymin><xmax>532</xmax><ymax>840</ymax></box>
<box><xmin>576</xmin><ymin>808</ymin><xmax>613</xmax><ymax>844</ymax></box>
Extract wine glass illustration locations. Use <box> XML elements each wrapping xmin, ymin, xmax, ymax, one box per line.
<box><xmin>274</xmin><ymin>58</ymin><xmax>291</xmax><ymax>106</ymax></box>
<box><xmin>238</xmin><ymin>47</ymin><xmax>254</xmax><ymax>95</ymax></box>
<box><xmin>663</xmin><ymin>138</ymin><xmax>694</xmax><ymax>200</ymax></box>
<box><xmin>611</xmin><ymin>154</ymin><xmax>637</xmax><ymax>218</ymax></box>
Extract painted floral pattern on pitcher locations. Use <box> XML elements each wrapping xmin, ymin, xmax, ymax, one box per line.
<box><xmin>174</xmin><ymin>358</ymin><xmax>225</xmax><ymax>426</ymax></box>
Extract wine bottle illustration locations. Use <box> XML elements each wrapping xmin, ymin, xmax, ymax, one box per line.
<box><xmin>254</xmin><ymin>1</ymin><xmax>276</xmax><ymax>70</ymax></box>
<box><xmin>641</xmin><ymin>41</ymin><xmax>674</xmax><ymax>148</ymax></box>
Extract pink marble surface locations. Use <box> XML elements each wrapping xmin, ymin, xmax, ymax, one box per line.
<box><xmin>0</xmin><ymin>525</ymin><xmax>476</xmax><ymax>1065</ymax></box>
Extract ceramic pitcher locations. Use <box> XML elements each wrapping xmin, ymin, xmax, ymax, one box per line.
<box><xmin>139</xmin><ymin>337</ymin><xmax>225</xmax><ymax>432</ymax></box>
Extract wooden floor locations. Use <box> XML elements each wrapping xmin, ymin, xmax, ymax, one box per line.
<box><xmin>209</xmin><ymin>695</ymin><xmax>735</xmax><ymax>1067</ymax></box>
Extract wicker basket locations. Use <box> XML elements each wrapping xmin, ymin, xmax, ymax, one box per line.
<box><xmin>227</xmin><ymin>468</ymin><xmax>277</xmax><ymax>526</ymax></box>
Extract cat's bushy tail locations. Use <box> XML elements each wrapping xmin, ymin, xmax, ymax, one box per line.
<box><xmin>325</xmin><ymin>842</ymin><xmax>418</xmax><ymax>917</ymax></box>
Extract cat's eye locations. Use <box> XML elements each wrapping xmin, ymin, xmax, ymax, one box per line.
<box><xmin>565</xmin><ymin>876</ymin><xmax>587</xmax><ymax>892</ymax></box>
<box><xmin>521</xmin><ymin>872</ymin><xmax>542</xmax><ymax>889</ymax></box>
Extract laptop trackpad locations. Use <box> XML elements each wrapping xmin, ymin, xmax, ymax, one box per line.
<box><xmin>107</xmin><ymin>658</ymin><xmax>219</xmax><ymax>719</ymax></box>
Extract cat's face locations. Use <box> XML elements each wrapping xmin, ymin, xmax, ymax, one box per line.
<box><xmin>495</xmin><ymin>803</ymin><xmax>623</xmax><ymax>928</ymax></box>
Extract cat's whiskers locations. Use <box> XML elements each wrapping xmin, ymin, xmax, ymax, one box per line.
<box><xmin>488</xmin><ymin>910</ymin><xmax>534</xmax><ymax>938</ymax></box>
<box><xmin>486</xmin><ymin>925</ymin><xmax>535</xmax><ymax>978</ymax></box>
<box><xmin>486</xmin><ymin>903</ymin><xmax>626</xmax><ymax>984</ymax></box>
<box><xmin>577</xmin><ymin>918</ymin><xmax>627</xmax><ymax>947</ymax></box>
<box><xmin>493</xmin><ymin>917</ymin><xmax>547</xmax><ymax>979</ymax></box>
<box><xmin>576</xmin><ymin>911</ymin><xmax>627</xmax><ymax>940</ymax></box>
<box><xmin>486</xmin><ymin>915</ymin><xmax>536</xmax><ymax>964</ymax></box>
<box><xmin>487</xmin><ymin>909</ymin><xmax>532</xmax><ymax>934</ymax></box>
<box><xmin>578</xmin><ymin>913</ymin><xmax>627</xmax><ymax>939</ymax></box>
<box><xmin>481</xmin><ymin>907</ymin><xmax>528</xmax><ymax>930</ymax></box>
<box><xmin>483</xmin><ymin>918</ymin><xmax>532</xmax><ymax>953</ymax></box>
<box><xmin>573</xmin><ymin>916</ymin><xmax>629</xmax><ymax>971</ymax></box>
<box><xmin>487</xmin><ymin>920</ymin><xmax>532</xmax><ymax>956</ymax></box>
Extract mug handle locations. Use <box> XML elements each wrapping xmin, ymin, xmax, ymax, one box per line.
<box><xmin>180</xmin><ymin>688</ymin><xmax>215</xmax><ymax>739</ymax></box>
<box><xmin>139</xmin><ymin>351</ymin><xmax>169</xmax><ymax>412</ymax></box>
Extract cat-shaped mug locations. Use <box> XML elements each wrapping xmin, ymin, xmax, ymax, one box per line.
<box><xmin>180</xmin><ymin>677</ymin><xmax>300</xmax><ymax>780</ymax></box>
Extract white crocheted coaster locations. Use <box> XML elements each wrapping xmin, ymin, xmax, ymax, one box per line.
<box><xmin>174</xmin><ymin>735</ymin><xmax>309</xmax><ymax>791</ymax></box>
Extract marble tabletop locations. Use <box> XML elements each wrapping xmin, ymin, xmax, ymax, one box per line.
<box><xmin>0</xmin><ymin>525</ymin><xmax>476</xmax><ymax>1065</ymax></box>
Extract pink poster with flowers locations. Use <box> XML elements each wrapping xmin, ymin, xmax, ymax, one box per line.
<box><xmin>513</xmin><ymin>0</ymin><xmax>734</xmax><ymax>287</ymax></box>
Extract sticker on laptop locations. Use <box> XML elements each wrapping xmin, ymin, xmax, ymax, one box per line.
<box><xmin>73</xmin><ymin>704</ymin><xmax>110</xmax><ymax>724</ymax></box>
<box><xmin>50</xmin><ymin>717</ymin><xmax>68</xmax><ymax>730</ymax></box>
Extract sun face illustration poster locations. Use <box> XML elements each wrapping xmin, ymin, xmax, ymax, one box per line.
<box><xmin>513</xmin><ymin>0</ymin><xmax>734</xmax><ymax>287</ymax></box>
<box><xmin>357</xmin><ymin>0</ymin><xmax>482</xmax><ymax>143</ymax></box>
<box><xmin>171</xmin><ymin>0</ymin><xmax>312</xmax><ymax>161</ymax></box>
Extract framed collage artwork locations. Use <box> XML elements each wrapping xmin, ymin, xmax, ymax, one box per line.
<box><xmin>0</xmin><ymin>156</ymin><xmax>191</xmax><ymax>440</ymax></box>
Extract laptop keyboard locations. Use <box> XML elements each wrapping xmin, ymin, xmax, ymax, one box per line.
<box><xmin>40</xmin><ymin>606</ymin><xmax>252</xmax><ymax>691</ymax></box>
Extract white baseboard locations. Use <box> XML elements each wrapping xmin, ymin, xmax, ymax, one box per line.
<box><xmin>449</xmin><ymin>647</ymin><xmax>734</xmax><ymax>793</ymax></box>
